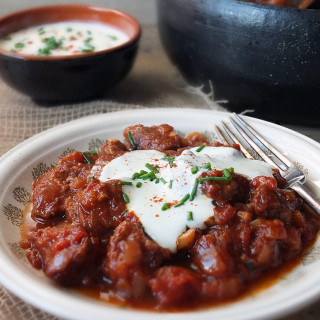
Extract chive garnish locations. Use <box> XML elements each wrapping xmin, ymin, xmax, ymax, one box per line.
<box><xmin>66</xmin><ymin>27</ymin><xmax>73</xmax><ymax>32</ymax></box>
<box><xmin>132</xmin><ymin>170</ymin><xmax>148</xmax><ymax>180</ymax></box>
<box><xmin>85</xmin><ymin>151</ymin><xmax>98</xmax><ymax>155</ymax></box>
<box><xmin>127</xmin><ymin>131</ymin><xmax>136</xmax><ymax>149</ymax></box>
<box><xmin>196</xmin><ymin>144</ymin><xmax>206</xmax><ymax>152</ymax></box>
<box><xmin>187</xmin><ymin>211</ymin><xmax>194</xmax><ymax>221</ymax></box>
<box><xmin>145</xmin><ymin>163</ymin><xmax>160</xmax><ymax>174</ymax></box>
<box><xmin>229</xmin><ymin>167</ymin><xmax>235</xmax><ymax>173</ymax></box>
<box><xmin>174</xmin><ymin>194</ymin><xmax>190</xmax><ymax>207</ymax></box>
<box><xmin>189</xmin><ymin>179</ymin><xmax>199</xmax><ymax>201</ymax></box>
<box><xmin>223</xmin><ymin>168</ymin><xmax>232</xmax><ymax>180</ymax></box>
<box><xmin>120</xmin><ymin>181</ymin><xmax>133</xmax><ymax>186</ymax></box>
<box><xmin>169</xmin><ymin>180</ymin><xmax>173</xmax><ymax>189</ymax></box>
<box><xmin>82</xmin><ymin>152</ymin><xmax>94</xmax><ymax>164</ymax></box>
<box><xmin>198</xmin><ymin>176</ymin><xmax>230</xmax><ymax>182</ymax></box>
<box><xmin>160</xmin><ymin>178</ymin><xmax>167</xmax><ymax>184</ymax></box>
<box><xmin>123</xmin><ymin>193</ymin><xmax>130</xmax><ymax>203</ymax></box>
<box><xmin>38</xmin><ymin>27</ymin><xmax>45</xmax><ymax>35</ymax></box>
<box><xmin>140</xmin><ymin>172</ymin><xmax>157</xmax><ymax>181</ymax></box>
<box><xmin>4</xmin><ymin>36</ymin><xmax>11</xmax><ymax>41</ymax></box>
<box><xmin>161</xmin><ymin>203</ymin><xmax>170</xmax><ymax>211</ymax></box>
<box><xmin>136</xmin><ymin>182</ymin><xmax>142</xmax><ymax>188</ymax></box>
<box><xmin>191</xmin><ymin>166</ymin><xmax>199</xmax><ymax>174</ymax></box>
<box><xmin>202</xmin><ymin>162</ymin><xmax>212</xmax><ymax>170</ymax></box>
<box><xmin>38</xmin><ymin>36</ymin><xmax>63</xmax><ymax>55</ymax></box>
<box><xmin>162</xmin><ymin>156</ymin><xmax>175</xmax><ymax>168</ymax></box>
<box><xmin>51</xmin><ymin>162</ymin><xmax>57</xmax><ymax>168</ymax></box>
<box><xmin>15</xmin><ymin>42</ymin><xmax>25</xmax><ymax>49</ymax></box>
<box><xmin>108</xmin><ymin>35</ymin><xmax>118</xmax><ymax>41</ymax></box>
<box><xmin>155</xmin><ymin>178</ymin><xmax>160</xmax><ymax>184</ymax></box>
<box><xmin>138</xmin><ymin>225</ymin><xmax>145</xmax><ymax>231</ymax></box>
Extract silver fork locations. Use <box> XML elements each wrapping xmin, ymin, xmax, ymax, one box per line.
<box><xmin>215</xmin><ymin>113</ymin><xmax>320</xmax><ymax>216</ymax></box>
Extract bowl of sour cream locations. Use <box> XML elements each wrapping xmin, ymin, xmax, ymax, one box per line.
<box><xmin>0</xmin><ymin>5</ymin><xmax>141</xmax><ymax>102</ymax></box>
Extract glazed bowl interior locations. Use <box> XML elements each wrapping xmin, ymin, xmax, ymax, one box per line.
<box><xmin>0</xmin><ymin>4</ymin><xmax>141</xmax><ymax>59</ymax></box>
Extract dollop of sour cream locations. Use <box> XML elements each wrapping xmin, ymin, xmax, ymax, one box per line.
<box><xmin>0</xmin><ymin>21</ymin><xmax>129</xmax><ymax>56</ymax></box>
<box><xmin>98</xmin><ymin>147</ymin><xmax>273</xmax><ymax>252</ymax></box>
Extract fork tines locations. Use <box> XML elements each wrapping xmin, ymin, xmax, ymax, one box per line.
<box><xmin>216</xmin><ymin>113</ymin><xmax>320</xmax><ymax>216</ymax></box>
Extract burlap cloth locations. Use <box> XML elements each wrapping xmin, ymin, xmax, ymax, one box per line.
<box><xmin>0</xmin><ymin>15</ymin><xmax>320</xmax><ymax>320</ymax></box>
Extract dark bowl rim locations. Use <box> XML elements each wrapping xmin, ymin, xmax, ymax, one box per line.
<box><xmin>0</xmin><ymin>4</ymin><xmax>142</xmax><ymax>61</ymax></box>
<box><xmin>234</xmin><ymin>0</ymin><xmax>320</xmax><ymax>11</ymax></box>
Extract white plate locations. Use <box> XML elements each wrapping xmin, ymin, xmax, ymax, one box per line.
<box><xmin>0</xmin><ymin>108</ymin><xmax>320</xmax><ymax>320</ymax></box>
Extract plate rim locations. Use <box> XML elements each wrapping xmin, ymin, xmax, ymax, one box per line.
<box><xmin>0</xmin><ymin>107</ymin><xmax>320</xmax><ymax>320</ymax></box>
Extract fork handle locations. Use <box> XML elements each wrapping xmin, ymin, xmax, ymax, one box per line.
<box><xmin>290</xmin><ymin>182</ymin><xmax>320</xmax><ymax>216</ymax></box>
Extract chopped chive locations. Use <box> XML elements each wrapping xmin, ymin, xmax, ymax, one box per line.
<box><xmin>155</xmin><ymin>178</ymin><xmax>160</xmax><ymax>184</ymax></box>
<box><xmin>196</xmin><ymin>144</ymin><xmax>206</xmax><ymax>152</ymax></box>
<box><xmin>82</xmin><ymin>152</ymin><xmax>94</xmax><ymax>164</ymax></box>
<box><xmin>145</xmin><ymin>163</ymin><xmax>160</xmax><ymax>174</ymax></box>
<box><xmin>169</xmin><ymin>180</ymin><xmax>173</xmax><ymax>189</ymax></box>
<box><xmin>198</xmin><ymin>176</ymin><xmax>230</xmax><ymax>182</ymax></box>
<box><xmin>187</xmin><ymin>211</ymin><xmax>194</xmax><ymax>221</ymax></box>
<box><xmin>87</xmin><ymin>30</ymin><xmax>92</xmax><ymax>35</ymax></box>
<box><xmin>160</xmin><ymin>178</ymin><xmax>167</xmax><ymax>184</ymax></box>
<box><xmin>90</xmin><ymin>176</ymin><xmax>96</xmax><ymax>181</ymax></box>
<box><xmin>229</xmin><ymin>167</ymin><xmax>235</xmax><ymax>173</ymax></box>
<box><xmin>202</xmin><ymin>162</ymin><xmax>212</xmax><ymax>170</ymax></box>
<box><xmin>51</xmin><ymin>162</ymin><xmax>57</xmax><ymax>168</ymax></box>
<box><xmin>14</xmin><ymin>42</ymin><xmax>25</xmax><ymax>49</ymax></box>
<box><xmin>136</xmin><ymin>182</ymin><xmax>142</xmax><ymax>188</ymax></box>
<box><xmin>66</xmin><ymin>27</ymin><xmax>73</xmax><ymax>32</ymax></box>
<box><xmin>85</xmin><ymin>37</ymin><xmax>93</xmax><ymax>43</ymax></box>
<box><xmin>191</xmin><ymin>166</ymin><xmax>199</xmax><ymax>174</ymax></box>
<box><xmin>161</xmin><ymin>203</ymin><xmax>170</xmax><ymax>211</ymax></box>
<box><xmin>120</xmin><ymin>181</ymin><xmax>133</xmax><ymax>186</ymax></box>
<box><xmin>108</xmin><ymin>35</ymin><xmax>118</xmax><ymax>41</ymax></box>
<box><xmin>174</xmin><ymin>194</ymin><xmax>190</xmax><ymax>207</ymax></box>
<box><xmin>85</xmin><ymin>151</ymin><xmax>98</xmax><ymax>155</ymax></box>
<box><xmin>223</xmin><ymin>168</ymin><xmax>232</xmax><ymax>181</ymax></box>
<box><xmin>3</xmin><ymin>36</ymin><xmax>11</xmax><ymax>40</ymax></box>
<box><xmin>38</xmin><ymin>47</ymin><xmax>51</xmax><ymax>55</ymax></box>
<box><xmin>123</xmin><ymin>193</ymin><xmax>130</xmax><ymax>203</ymax></box>
<box><xmin>140</xmin><ymin>172</ymin><xmax>157</xmax><ymax>181</ymax></box>
<box><xmin>127</xmin><ymin>131</ymin><xmax>136</xmax><ymax>149</ymax></box>
<box><xmin>162</xmin><ymin>156</ymin><xmax>175</xmax><ymax>168</ymax></box>
<box><xmin>189</xmin><ymin>179</ymin><xmax>199</xmax><ymax>201</ymax></box>
<box><xmin>138</xmin><ymin>225</ymin><xmax>145</xmax><ymax>231</ymax></box>
<box><xmin>132</xmin><ymin>170</ymin><xmax>148</xmax><ymax>180</ymax></box>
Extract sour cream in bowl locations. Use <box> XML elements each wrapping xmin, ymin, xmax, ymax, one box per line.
<box><xmin>0</xmin><ymin>5</ymin><xmax>141</xmax><ymax>102</ymax></box>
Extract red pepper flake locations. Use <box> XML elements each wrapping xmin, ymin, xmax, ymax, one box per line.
<box><xmin>68</xmin><ymin>45</ymin><xmax>74</xmax><ymax>49</ymax></box>
<box><xmin>27</xmin><ymin>41</ymin><xmax>33</xmax><ymax>44</ymax></box>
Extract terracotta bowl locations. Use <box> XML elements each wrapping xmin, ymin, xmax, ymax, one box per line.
<box><xmin>158</xmin><ymin>0</ymin><xmax>320</xmax><ymax>125</ymax></box>
<box><xmin>0</xmin><ymin>5</ymin><xmax>141</xmax><ymax>102</ymax></box>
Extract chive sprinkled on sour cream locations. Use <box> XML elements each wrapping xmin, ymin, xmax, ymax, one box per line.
<box><xmin>0</xmin><ymin>21</ymin><xmax>129</xmax><ymax>56</ymax></box>
<box><xmin>96</xmin><ymin>147</ymin><xmax>273</xmax><ymax>252</ymax></box>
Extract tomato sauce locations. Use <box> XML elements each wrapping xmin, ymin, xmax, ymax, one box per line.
<box><xmin>19</xmin><ymin>124</ymin><xmax>320</xmax><ymax>311</ymax></box>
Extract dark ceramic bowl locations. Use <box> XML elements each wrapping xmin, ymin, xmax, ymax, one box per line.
<box><xmin>158</xmin><ymin>0</ymin><xmax>320</xmax><ymax>125</ymax></box>
<box><xmin>0</xmin><ymin>5</ymin><xmax>141</xmax><ymax>102</ymax></box>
